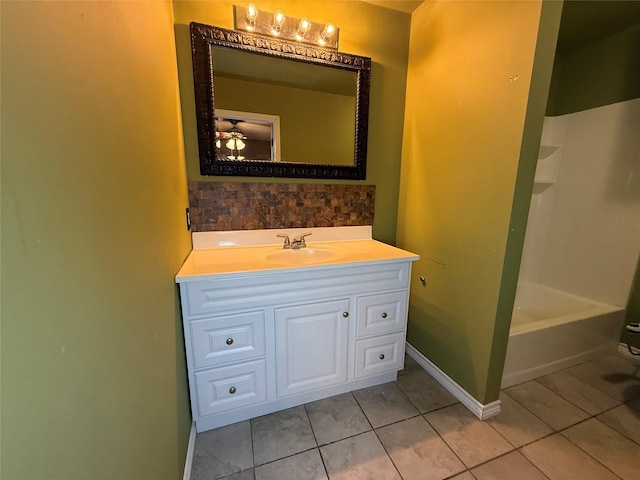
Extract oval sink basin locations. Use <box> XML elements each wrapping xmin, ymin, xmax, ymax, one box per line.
<box><xmin>265</xmin><ymin>248</ymin><xmax>342</xmax><ymax>265</ymax></box>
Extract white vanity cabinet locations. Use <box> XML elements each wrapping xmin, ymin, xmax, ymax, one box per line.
<box><xmin>176</xmin><ymin>228</ymin><xmax>418</xmax><ymax>433</ymax></box>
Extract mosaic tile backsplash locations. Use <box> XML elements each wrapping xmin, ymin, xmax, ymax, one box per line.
<box><xmin>188</xmin><ymin>182</ymin><xmax>376</xmax><ymax>232</ymax></box>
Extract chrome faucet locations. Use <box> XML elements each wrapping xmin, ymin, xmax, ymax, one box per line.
<box><xmin>291</xmin><ymin>232</ymin><xmax>312</xmax><ymax>249</ymax></box>
<box><xmin>277</xmin><ymin>232</ymin><xmax>312</xmax><ymax>249</ymax></box>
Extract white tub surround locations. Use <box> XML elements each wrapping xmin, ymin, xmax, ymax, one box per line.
<box><xmin>176</xmin><ymin>227</ymin><xmax>419</xmax><ymax>432</ymax></box>
<box><xmin>504</xmin><ymin>100</ymin><xmax>640</xmax><ymax>388</ymax></box>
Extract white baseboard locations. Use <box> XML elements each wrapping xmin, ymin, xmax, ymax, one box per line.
<box><xmin>183</xmin><ymin>422</ymin><xmax>196</xmax><ymax>480</ymax></box>
<box><xmin>405</xmin><ymin>343</ymin><xmax>501</xmax><ymax>420</ymax></box>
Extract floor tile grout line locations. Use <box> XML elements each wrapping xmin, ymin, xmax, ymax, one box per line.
<box><xmin>370</xmin><ymin>428</ymin><xmax>406</xmax><ymax>479</ymax></box>
<box><xmin>302</xmin><ymin>402</ymin><xmax>331</xmax><ymax>480</ymax></box>
<box><xmin>557</xmin><ymin>442</ymin><xmax>626</xmax><ymax>480</ymax></box>
<box><xmin>537</xmin><ymin>368</ymin><xmax>624</xmax><ymax>405</ymax></box>
<box><xmin>557</xmin><ymin>420</ymin><xmax>632</xmax><ymax>480</ymax></box>
<box><xmin>563</xmin><ymin>357</ymin><xmax>640</xmax><ymax>402</ymax></box>
<box><xmin>533</xmin><ymin>372</ymin><xmax>623</xmax><ymax>414</ymax></box>
<box><xmin>468</xmin><ymin>447</ymin><xmax>551</xmax><ymax>480</ymax></box>
<box><xmin>500</xmin><ymin>386</ymin><xmax>589</xmax><ymax>432</ymax></box>
<box><xmin>249</xmin><ymin>417</ymin><xmax>256</xmax><ymax>472</ymax></box>
<box><xmin>419</xmin><ymin>410</ymin><xmax>482</xmax><ymax>474</ymax></box>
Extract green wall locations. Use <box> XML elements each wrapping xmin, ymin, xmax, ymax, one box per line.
<box><xmin>1</xmin><ymin>2</ymin><xmax>192</xmax><ymax>479</ymax></box>
<box><xmin>547</xmin><ymin>23</ymin><xmax>640</xmax><ymax>116</ymax></box>
<box><xmin>172</xmin><ymin>0</ymin><xmax>411</xmax><ymax>244</ymax></box>
<box><xmin>397</xmin><ymin>0</ymin><xmax>561</xmax><ymax>403</ymax></box>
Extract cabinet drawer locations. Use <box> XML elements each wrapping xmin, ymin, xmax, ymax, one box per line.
<box><xmin>356</xmin><ymin>291</ymin><xmax>407</xmax><ymax>337</ymax></box>
<box><xmin>191</xmin><ymin>311</ymin><xmax>266</xmax><ymax>369</ymax></box>
<box><xmin>195</xmin><ymin>359</ymin><xmax>267</xmax><ymax>416</ymax></box>
<box><xmin>354</xmin><ymin>332</ymin><xmax>405</xmax><ymax>378</ymax></box>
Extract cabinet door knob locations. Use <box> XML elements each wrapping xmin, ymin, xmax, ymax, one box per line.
<box><xmin>379</xmin><ymin>354</ymin><xmax>385</xmax><ymax>360</ymax></box>
<box><xmin>381</xmin><ymin>312</ymin><xmax>388</xmax><ymax>318</ymax></box>
<box><xmin>229</xmin><ymin>386</ymin><xmax>237</xmax><ymax>394</ymax></box>
<box><xmin>226</xmin><ymin>337</ymin><xmax>234</xmax><ymax>346</ymax></box>
<box><xmin>343</xmin><ymin>312</ymin><xmax>349</xmax><ymax>318</ymax></box>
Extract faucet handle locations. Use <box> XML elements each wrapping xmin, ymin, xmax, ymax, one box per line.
<box><xmin>298</xmin><ymin>232</ymin><xmax>312</xmax><ymax>247</ymax></box>
<box><xmin>276</xmin><ymin>234</ymin><xmax>291</xmax><ymax>249</ymax></box>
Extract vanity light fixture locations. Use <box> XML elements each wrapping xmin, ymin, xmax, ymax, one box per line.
<box><xmin>233</xmin><ymin>4</ymin><xmax>339</xmax><ymax>49</ymax></box>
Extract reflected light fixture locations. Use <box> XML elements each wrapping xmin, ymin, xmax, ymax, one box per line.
<box><xmin>234</xmin><ymin>4</ymin><xmax>339</xmax><ymax>49</ymax></box>
<box><xmin>225</xmin><ymin>131</ymin><xmax>246</xmax><ymax>152</ymax></box>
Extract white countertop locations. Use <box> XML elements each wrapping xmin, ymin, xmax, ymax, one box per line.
<box><xmin>176</xmin><ymin>227</ymin><xmax>419</xmax><ymax>282</ymax></box>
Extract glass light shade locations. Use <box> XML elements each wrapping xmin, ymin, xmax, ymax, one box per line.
<box><xmin>319</xmin><ymin>22</ymin><xmax>335</xmax><ymax>44</ymax></box>
<box><xmin>226</xmin><ymin>136</ymin><xmax>246</xmax><ymax>151</ymax></box>
<box><xmin>246</xmin><ymin>3</ymin><xmax>258</xmax><ymax>22</ymax></box>
<box><xmin>296</xmin><ymin>17</ymin><xmax>311</xmax><ymax>39</ymax></box>
<box><xmin>272</xmin><ymin>9</ymin><xmax>285</xmax><ymax>34</ymax></box>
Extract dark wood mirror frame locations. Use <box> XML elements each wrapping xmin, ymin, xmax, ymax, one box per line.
<box><xmin>190</xmin><ymin>22</ymin><xmax>371</xmax><ymax>180</ymax></box>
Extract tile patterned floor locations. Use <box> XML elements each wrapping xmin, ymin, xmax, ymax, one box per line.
<box><xmin>190</xmin><ymin>352</ymin><xmax>640</xmax><ymax>480</ymax></box>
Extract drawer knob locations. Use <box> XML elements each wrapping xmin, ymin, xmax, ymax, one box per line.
<box><xmin>343</xmin><ymin>312</ymin><xmax>349</xmax><ymax>318</ymax></box>
<box><xmin>381</xmin><ymin>312</ymin><xmax>388</xmax><ymax>319</ymax></box>
<box><xmin>379</xmin><ymin>354</ymin><xmax>385</xmax><ymax>360</ymax></box>
<box><xmin>226</xmin><ymin>337</ymin><xmax>234</xmax><ymax>346</ymax></box>
<box><xmin>229</xmin><ymin>386</ymin><xmax>237</xmax><ymax>395</ymax></box>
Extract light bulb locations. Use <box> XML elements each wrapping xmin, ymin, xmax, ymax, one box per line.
<box><xmin>319</xmin><ymin>22</ymin><xmax>335</xmax><ymax>45</ymax></box>
<box><xmin>272</xmin><ymin>9</ymin><xmax>285</xmax><ymax>34</ymax></box>
<box><xmin>246</xmin><ymin>3</ymin><xmax>258</xmax><ymax>21</ymax></box>
<box><xmin>245</xmin><ymin>3</ymin><xmax>258</xmax><ymax>30</ymax></box>
<box><xmin>296</xmin><ymin>17</ymin><xmax>311</xmax><ymax>39</ymax></box>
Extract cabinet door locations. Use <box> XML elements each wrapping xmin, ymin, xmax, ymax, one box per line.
<box><xmin>275</xmin><ymin>299</ymin><xmax>349</xmax><ymax>397</ymax></box>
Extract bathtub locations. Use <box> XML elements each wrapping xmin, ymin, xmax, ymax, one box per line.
<box><xmin>501</xmin><ymin>282</ymin><xmax>626</xmax><ymax>388</ymax></box>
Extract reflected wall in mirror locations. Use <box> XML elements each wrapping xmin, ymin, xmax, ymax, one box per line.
<box><xmin>190</xmin><ymin>23</ymin><xmax>371</xmax><ymax>179</ymax></box>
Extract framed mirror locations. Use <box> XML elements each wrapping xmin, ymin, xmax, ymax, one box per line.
<box><xmin>190</xmin><ymin>23</ymin><xmax>371</xmax><ymax>179</ymax></box>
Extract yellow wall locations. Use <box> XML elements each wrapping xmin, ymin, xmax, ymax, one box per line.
<box><xmin>397</xmin><ymin>0</ymin><xmax>556</xmax><ymax>403</ymax></box>
<box><xmin>172</xmin><ymin>1</ymin><xmax>411</xmax><ymax>244</ymax></box>
<box><xmin>1</xmin><ymin>2</ymin><xmax>192</xmax><ymax>478</ymax></box>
